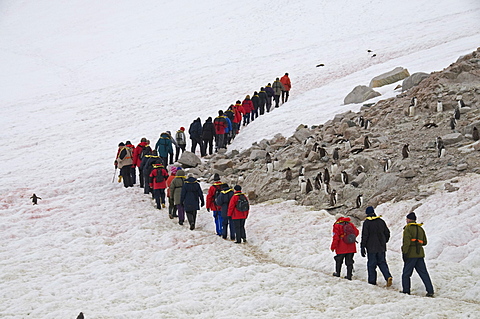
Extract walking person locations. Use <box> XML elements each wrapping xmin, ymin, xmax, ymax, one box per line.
<box><xmin>181</xmin><ymin>174</ymin><xmax>205</xmax><ymax>230</ymax></box>
<box><xmin>149</xmin><ymin>163</ymin><xmax>169</xmax><ymax>209</ymax></box>
<box><xmin>140</xmin><ymin>150</ymin><xmax>162</xmax><ymax>195</ymax></box>
<box><xmin>166</xmin><ymin>166</ymin><xmax>178</xmax><ymax>218</ymax></box>
<box><xmin>206</xmin><ymin>173</ymin><xmax>224</xmax><ymax>236</ymax></box>
<box><xmin>155</xmin><ymin>132</ymin><xmax>174</xmax><ymax>166</ymax></box>
<box><xmin>280</xmin><ymin>73</ymin><xmax>292</xmax><ymax>104</ymax></box>
<box><xmin>132</xmin><ymin>138</ymin><xmax>150</xmax><ymax>188</ymax></box>
<box><xmin>228</xmin><ymin>185</ymin><xmax>249</xmax><ymax>244</ymax></box>
<box><xmin>174</xmin><ymin>127</ymin><xmax>187</xmax><ymax>162</ymax></box>
<box><xmin>170</xmin><ymin>168</ymin><xmax>186</xmax><ymax>225</ymax></box>
<box><xmin>213</xmin><ymin>111</ymin><xmax>228</xmax><ymax>151</ymax></box>
<box><xmin>216</xmin><ymin>183</ymin><xmax>235</xmax><ymax>241</ymax></box>
<box><xmin>231</xmin><ymin>101</ymin><xmax>243</xmax><ymax>139</ymax></box>
<box><xmin>251</xmin><ymin>92</ymin><xmax>260</xmax><ymax>121</ymax></box>
<box><xmin>241</xmin><ymin>95</ymin><xmax>254</xmax><ymax>126</ymax></box>
<box><xmin>330</xmin><ymin>215</ymin><xmax>359</xmax><ymax>280</ymax></box>
<box><xmin>360</xmin><ymin>206</ymin><xmax>393</xmax><ymax>286</ymax></box>
<box><xmin>189</xmin><ymin>118</ymin><xmax>204</xmax><ymax>156</ymax></box>
<box><xmin>265</xmin><ymin>84</ymin><xmax>274</xmax><ymax>112</ymax></box>
<box><xmin>401</xmin><ymin>212</ymin><xmax>434</xmax><ymax>297</ymax></box>
<box><xmin>116</xmin><ymin>142</ymin><xmax>134</xmax><ymax>188</ymax></box>
<box><xmin>272</xmin><ymin>78</ymin><xmax>285</xmax><ymax>108</ymax></box>
<box><xmin>258</xmin><ymin>87</ymin><xmax>267</xmax><ymax>115</ymax></box>
<box><xmin>202</xmin><ymin>117</ymin><xmax>215</xmax><ymax>156</ymax></box>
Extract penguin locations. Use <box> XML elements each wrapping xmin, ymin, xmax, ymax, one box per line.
<box><xmin>371</xmin><ymin>54</ymin><xmax>376</xmax><ymax>58</ymax></box>
<box><xmin>341</xmin><ymin>171</ymin><xmax>349</xmax><ymax>185</ymax></box>
<box><xmin>323</xmin><ymin>167</ymin><xmax>330</xmax><ymax>185</ymax></box>
<box><xmin>364</xmin><ymin>136</ymin><xmax>371</xmax><ymax>149</ymax></box>
<box><xmin>358</xmin><ymin>116</ymin><xmax>365</xmax><ymax>128</ymax></box>
<box><xmin>473</xmin><ymin>126</ymin><xmax>479</xmax><ymax>141</ymax></box>
<box><xmin>30</xmin><ymin>193</ymin><xmax>42</xmax><ymax>205</ymax></box>
<box><xmin>411</xmin><ymin>96</ymin><xmax>418</xmax><ymax>107</ymax></box>
<box><xmin>285</xmin><ymin>167</ymin><xmax>292</xmax><ymax>181</ymax></box>
<box><xmin>266</xmin><ymin>162</ymin><xmax>274</xmax><ymax>173</ymax></box>
<box><xmin>265</xmin><ymin>152</ymin><xmax>272</xmax><ymax>163</ymax></box>
<box><xmin>314</xmin><ymin>172</ymin><xmax>323</xmax><ymax>190</ymax></box>
<box><xmin>364</xmin><ymin>119</ymin><xmax>372</xmax><ymax>130</ymax></box>
<box><xmin>329</xmin><ymin>189</ymin><xmax>338</xmax><ymax>206</ymax></box>
<box><xmin>76</xmin><ymin>313</ymin><xmax>84</xmax><ymax>319</ymax></box>
<box><xmin>273</xmin><ymin>158</ymin><xmax>280</xmax><ymax>170</ymax></box>
<box><xmin>402</xmin><ymin>144</ymin><xmax>410</xmax><ymax>159</ymax></box>
<box><xmin>312</xmin><ymin>142</ymin><xmax>319</xmax><ymax>152</ymax></box>
<box><xmin>350</xmin><ymin>147</ymin><xmax>364</xmax><ymax>155</ymax></box>
<box><xmin>450</xmin><ymin>117</ymin><xmax>457</xmax><ymax>130</ymax></box>
<box><xmin>324</xmin><ymin>182</ymin><xmax>331</xmax><ymax>196</ymax></box>
<box><xmin>437</xmin><ymin>100</ymin><xmax>443</xmax><ymax>112</ymax></box>
<box><xmin>333</xmin><ymin>147</ymin><xmax>340</xmax><ymax>162</ymax></box>
<box><xmin>458</xmin><ymin>99</ymin><xmax>466</xmax><ymax>108</ymax></box>
<box><xmin>330</xmin><ymin>163</ymin><xmax>339</xmax><ymax>176</ymax></box>
<box><xmin>299</xmin><ymin>166</ymin><xmax>305</xmax><ymax>176</ymax></box>
<box><xmin>383</xmin><ymin>158</ymin><xmax>392</xmax><ymax>173</ymax></box>
<box><xmin>355</xmin><ymin>165</ymin><xmax>365</xmax><ymax>175</ymax></box>
<box><xmin>343</xmin><ymin>139</ymin><xmax>351</xmax><ymax>152</ymax></box>
<box><xmin>367</xmin><ymin>49</ymin><xmax>373</xmax><ymax>53</ymax></box>
<box><xmin>408</xmin><ymin>103</ymin><xmax>416</xmax><ymax>117</ymax></box>
<box><xmin>304</xmin><ymin>136</ymin><xmax>315</xmax><ymax>145</ymax></box>
<box><xmin>319</xmin><ymin>147</ymin><xmax>327</xmax><ymax>158</ymax></box>
<box><xmin>423</xmin><ymin>122</ymin><xmax>438</xmax><ymax>129</ymax></box>
<box><xmin>300</xmin><ymin>178</ymin><xmax>307</xmax><ymax>194</ymax></box>
<box><xmin>355</xmin><ymin>194</ymin><xmax>363</xmax><ymax>208</ymax></box>
<box><xmin>436</xmin><ymin>137</ymin><xmax>446</xmax><ymax>158</ymax></box>
<box><xmin>306</xmin><ymin>178</ymin><xmax>313</xmax><ymax>194</ymax></box>
<box><xmin>454</xmin><ymin>106</ymin><xmax>461</xmax><ymax>120</ymax></box>
<box><xmin>316</xmin><ymin>63</ymin><xmax>325</xmax><ymax>67</ymax></box>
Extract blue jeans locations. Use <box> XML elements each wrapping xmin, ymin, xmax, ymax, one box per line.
<box><xmin>213</xmin><ymin>211</ymin><xmax>223</xmax><ymax>236</ymax></box>
<box><xmin>402</xmin><ymin>257</ymin><xmax>434</xmax><ymax>294</ymax></box>
<box><xmin>367</xmin><ymin>252</ymin><xmax>392</xmax><ymax>284</ymax></box>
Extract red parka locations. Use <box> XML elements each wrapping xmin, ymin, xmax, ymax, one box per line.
<box><xmin>330</xmin><ymin>217</ymin><xmax>359</xmax><ymax>254</ymax></box>
<box><xmin>280</xmin><ymin>75</ymin><xmax>291</xmax><ymax>91</ymax></box>
<box><xmin>232</xmin><ymin>103</ymin><xmax>243</xmax><ymax>123</ymax></box>
<box><xmin>227</xmin><ymin>191</ymin><xmax>249</xmax><ymax>219</ymax></box>
<box><xmin>206</xmin><ymin>181</ymin><xmax>223</xmax><ymax>211</ymax></box>
<box><xmin>132</xmin><ymin>142</ymin><xmax>149</xmax><ymax>167</ymax></box>
<box><xmin>241</xmin><ymin>99</ymin><xmax>254</xmax><ymax>114</ymax></box>
<box><xmin>149</xmin><ymin>167</ymin><xmax>169</xmax><ymax>190</ymax></box>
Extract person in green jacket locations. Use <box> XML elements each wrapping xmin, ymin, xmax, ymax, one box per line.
<box><xmin>401</xmin><ymin>212</ymin><xmax>434</xmax><ymax>297</ymax></box>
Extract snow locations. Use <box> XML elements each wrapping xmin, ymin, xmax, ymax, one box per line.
<box><xmin>1</xmin><ymin>0</ymin><xmax>480</xmax><ymax>317</ymax></box>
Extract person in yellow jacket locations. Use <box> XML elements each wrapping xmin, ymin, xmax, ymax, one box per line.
<box><xmin>401</xmin><ymin>212</ymin><xmax>434</xmax><ymax>297</ymax></box>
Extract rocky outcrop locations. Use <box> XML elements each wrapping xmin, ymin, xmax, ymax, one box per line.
<box><xmin>370</xmin><ymin>67</ymin><xmax>410</xmax><ymax>88</ymax></box>
<box><xmin>402</xmin><ymin>72</ymin><xmax>430</xmax><ymax>91</ymax></box>
<box><xmin>344</xmin><ymin>85</ymin><xmax>381</xmax><ymax>104</ymax></box>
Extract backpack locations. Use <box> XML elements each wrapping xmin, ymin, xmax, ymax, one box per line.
<box><xmin>155</xmin><ymin>168</ymin><xmax>165</xmax><ymax>183</ymax></box>
<box><xmin>140</xmin><ymin>146</ymin><xmax>151</xmax><ymax>160</ymax></box>
<box><xmin>235</xmin><ymin>194</ymin><xmax>250</xmax><ymax>212</ymax></box>
<box><xmin>342</xmin><ymin>222</ymin><xmax>357</xmax><ymax>244</ymax></box>
<box><xmin>213</xmin><ymin>184</ymin><xmax>223</xmax><ymax>202</ymax></box>
<box><xmin>176</xmin><ymin>131</ymin><xmax>186</xmax><ymax>144</ymax></box>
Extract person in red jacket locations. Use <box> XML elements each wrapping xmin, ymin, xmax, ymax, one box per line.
<box><xmin>280</xmin><ymin>73</ymin><xmax>292</xmax><ymax>104</ymax></box>
<box><xmin>132</xmin><ymin>137</ymin><xmax>151</xmax><ymax>188</ymax></box>
<box><xmin>231</xmin><ymin>101</ymin><xmax>243</xmax><ymax>137</ymax></box>
<box><xmin>166</xmin><ymin>166</ymin><xmax>178</xmax><ymax>218</ymax></box>
<box><xmin>330</xmin><ymin>216</ymin><xmax>359</xmax><ymax>280</ymax></box>
<box><xmin>149</xmin><ymin>163</ymin><xmax>169</xmax><ymax>210</ymax></box>
<box><xmin>228</xmin><ymin>185</ymin><xmax>249</xmax><ymax>244</ymax></box>
<box><xmin>213</xmin><ymin>110</ymin><xmax>228</xmax><ymax>150</ymax></box>
<box><xmin>206</xmin><ymin>173</ymin><xmax>224</xmax><ymax>236</ymax></box>
<box><xmin>241</xmin><ymin>95</ymin><xmax>254</xmax><ymax>126</ymax></box>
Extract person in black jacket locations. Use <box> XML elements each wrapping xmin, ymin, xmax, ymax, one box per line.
<box><xmin>202</xmin><ymin>117</ymin><xmax>215</xmax><ymax>156</ymax></box>
<box><xmin>258</xmin><ymin>88</ymin><xmax>267</xmax><ymax>115</ymax></box>
<box><xmin>215</xmin><ymin>183</ymin><xmax>236</xmax><ymax>241</ymax></box>
<box><xmin>360</xmin><ymin>206</ymin><xmax>393</xmax><ymax>286</ymax></box>
<box><xmin>180</xmin><ymin>174</ymin><xmax>205</xmax><ymax>230</ymax></box>
<box><xmin>189</xmin><ymin>118</ymin><xmax>205</xmax><ymax>156</ymax></box>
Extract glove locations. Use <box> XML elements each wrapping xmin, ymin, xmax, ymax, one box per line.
<box><xmin>331</xmin><ymin>249</ymin><xmax>334</xmax><ymax>252</ymax></box>
<box><xmin>201</xmin><ymin>202</ymin><xmax>205</xmax><ymax>207</ymax></box>
<box><xmin>402</xmin><ymin>254</ymin><xmax>409</xmax><ymax>262</ymax></box>
<box><xmin>361</xmin><ymin>247</ymin><xmax>366</xmax><ymax>258</ymax></box>
<box><xmin>207</xmin><ymin>208</ymin><xmax>210</xmax><ymax>212</ymax></box>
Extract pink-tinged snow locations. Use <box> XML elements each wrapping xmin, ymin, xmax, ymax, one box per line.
<box><xmin>1</xmin><ymin>0</ymin><xmax>480</xmax><ymax>318</ymax></box>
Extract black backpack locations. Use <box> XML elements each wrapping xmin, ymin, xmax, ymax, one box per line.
<box><xmin>235</xmin><ymin>194</ymin><xmax>250</xmax><ymax>212</ymax></box>
<box><xmin>213</xmin><ymin>184</ymin><xmax>223</xmax><ymax>202</ymax></box>
<box><xmin>155</xmin><ymin>168</ymin><xmax>165</xmax><ymax>183</ymax></box>
<box><xmin>342</xmin><ymin>222</ymin><xmax>357</xmax><ymax>244</ymax></box>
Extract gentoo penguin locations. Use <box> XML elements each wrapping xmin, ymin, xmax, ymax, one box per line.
<box><xmin>266</xmin><ymin>162</ymin><xmax>274</xmax><ymax>173</ymax></box>
<box><xmin>350</xmin><ymin>147</ymin><xmax>364</xmax><ymax>155</ymax></box>
<box><xmin>383</xmin><ymin>158</ymin><xmax>392</xmax><ymax>173</ymax></box>
<box><xmin>330</xmin><ymin>163</ymin><xmax>339</xmax><ymax>176</ymax></box>
<box><xmin>316</xmin><ymin>63</ymin><xmax>325</xmax><ymax>67</ymax></box>
<box><xmin>454</xmin><ymin>106</ymin><xmax>461</xmax><ymax>120</ymax></box>
<box><xmin>450</xmin><ymin>117</ymin><xmax>457</xmax><ymax>130</ymax></box>
<box><xmin>402</xmin><ymin>144</ymin><xmax>410</xmax><ymax>159</ymax></box>
<box><xmin>319</xmin><ymin>147</ymin><xmax>327</xmax><ymax>158</ymax></box>
<box><xmin>355</xmin><ymin>194</ymin><xmax>363</xmax><ymax>208</ymax></box>
<box><xmin>341</xmin><ymin>171</ymin><xmax>349</xmax><ymax>185</ymax></box>
<box><xmin>358</xmin><ymin>116</ymin><xmax>365</xmax><ymax>128</ymax></box>
<box><xmin>408</xmin><ymin>102</ymin><xmax>416</xmax><ymax>117</ymax></box>
<box><xmin>343</xmin><ymin>139</ymin><xmax>351</xmax><ymax>151</ymax></box>
<box><xmin>285</xmin><ymin>167</ymin><xmax>292</xmax><ymax>181</ymax></box>
<box><xmin>265</xmin><ymin>152</ymin><xmax>272</xmax><ymax>163</ymax></box>
<box><xmin>306</xmin><ymin>178</ymin><xmax>313</xmax><ymax>194</ymax></box>
<box><xmin>411</xmin><ymin>96</ymin><xmax>418</xmax><ymax>107</ymax></box>
<box><xmin>323</xmin><ymin>167</ymin><xmax>330</xmax><ymax>185</ymax></box>
<box><xmin>333</xmin><ymin>148</ymin><xmax>340</xmax><ymax>162</ymax></box>
<box><xmin>437</xmin><ymin>100</ymin><xmax>443</xmax><ymax>112</ymax></box>
<box><xmin>458</xmin><ymin>99</ymin><xmax>466</xmax><ymax>108</ymax></box>
<box><xmin>76</xmin><ymin>312</ymin><xmax>84</xmax><ymax>319</ymax></box>
<box><xmin>436</xmin><ymin>137</ymin><xmax>446</xmax><ymax>158</ymax></box>
<box><xmin>312</xmin><ymin>142</ymin><xmax>319</xmax><ymax>152</ymax></box>
<box><xmin>273</xmin><ymin>158</ymin><xmax>280</xmax><ymax>170</ymax></box>
<box><xmin>300</xmin><ymin>178</ymin><xmax>307</xmax><ymax>194</ymax></box>
<box><xmin>364</xmin><ymin>136</ymin><xmax>371</xmax><ymax>149</ymax></box>
<box><xmin>473</xmin><ymin>126</ymin><xmax>479</xmax><ymax>141</ymax></box>
<box><xmin>304</xmin><ymin>136</ymin><xmax>315</xmax><ymax>145</ymax></box>
<box><xmin>423</xmin><ymin>122</ymin><xmax>438</xmax><ymax>129</ymax></box>
<box><xmin>314</xmin><ymin>172</ymin><xmax>323</xmax><ymax>190</ymax></box>
<box><xmin>329</xmin><ymin>189</ymin><xmax>338</xmax><ymax>206</ymax></box>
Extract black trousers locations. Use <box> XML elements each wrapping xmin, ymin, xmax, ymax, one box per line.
<box><xmin>334</xmin><ymin>253</ymin><xmax>355</xmax><ymax>279</ymax></box>
<box><xmin>233</xmin><ymin>219</ymin><xmax>246</xmax><ymax>243</ymax></box>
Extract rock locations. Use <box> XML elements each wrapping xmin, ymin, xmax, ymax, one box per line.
<box><xmin>250</xmin><ymin>150</ymin><xmax>267</xmax><ymax>161</ymax></box>
<box><xmin>456</xmin><ymin>163</ymin><xmax>468</xmax><ymax>171</ymax></box>
<box><xmin>344</xmin><ymin>85</ymin><xmax>381</xmax><ymax>104</ymax></box>
<box><xmin>307</xmin><ymin>151</ymin><xmax>320</xmax><ymax>162</ymax></box>
<box><xmin>212</xmin><ymin>159</ymin><xmax>234</xmax><ymax>171</ymax></box>
<box><xmin>370</xmin><ymin>67</ymin><xmax>410</xmax><ymax>88</ymax></box>
<box><xmin>402</xmin><ymin>72</ymin><xmax>430</xmax><ymax>91</ymax></box>
<box><xmin>293</xmin><ymin>127</ymin><xmax>312</xmax><ymax>143</ymax></box>
<box><xmin>178</xmin><ymin>151</ymin><xmax>202</xmax><ymax>168</ymax></box>
<box><xmin>444</xmin><ymin>183</ymin><xmax>459</xmax><ymax>192</ymax></box>
<box><xmin>442</xmin><ymin>133</ymin><xmax>463</xmax><ymax>145</ymax></box>
<box><xmin>399</xmin><ymin>170</ymin><xmax>417</xmax><ymax>179</ymax></box>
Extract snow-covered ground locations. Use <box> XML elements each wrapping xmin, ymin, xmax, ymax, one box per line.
<box><xmin>1</xmin><ymin>0</ymin><xmax>480</xmax><ymax>317</ymax></box>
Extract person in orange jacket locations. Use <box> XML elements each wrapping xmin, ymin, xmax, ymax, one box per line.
<box><xmin>241</xmin><ymin>95</ymin><xmax>254</xmax><ymax>126</ymax></box>
<box><xmin>330</xmin><ymin>215</ymin><xmax>359</xmax><ymax>280</ymax></box>
<box><xmin>206</xmin><ymin>173</ymin><xmax>224</xmax><ymax>236</ymax></box>
<box><xmin>280</xmin><ymin>73</ymin><xmax>291</xmax><ymax>104</ymax></box>
<box><xmin>228</xmin><ymin>185</ymin><xmax>249</xmax><ymax>244</ymax></box>
<box><xmin>149</xmin><ymin>163</ymin><xmax>169</xmax><ymax>209</ymax></box>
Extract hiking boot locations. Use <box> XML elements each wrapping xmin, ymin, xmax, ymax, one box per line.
<box><xmin>118</xmin><ymin>176</ymin><xmax>123</xmax><ymax>183</ymax></box>
<box><xmin>387</xmin><ymin>277</ymin><xmax>393</xmax><ymax>287</ymax></box>
<box><xmin>426</xmin><ymin>293</ymin><xmax>434</xmax><ymax>298</ymax></box>
<box><xmin>399</xmin><ymin>291</ymin><xmax>410</xmax><ymax>295</ymax></box>
<box><xmin>162</xmin><ymin>203</ymin><xmax>166</xmax><ymax>208</ymax></box>
<box><xmin>332</xmin><ymin>272</ymin><xmax>340</xmax><ymax>277</ymax></box>
<box><xmin>179</xmin><ymin>221</ymin><xmax>184</xmax><ymax>225</ymax></box>
<box><xmin>169</xmin><ymin>214</ymin><xmax>174</xmax><ymax>219</ymax></box>
<box><xmin>344</xmin><ymin>276</ymin><xmax>352</xmax><ymax>281</ymax></box>
<box><xmin>190</xmin><ymin>224</ymin><xmax>195</xmax><ymax>230</ymax></box>
<box><xmin>242</xmin><ymin>238</ymin><xmax>247</xmax><ymax>243</ymax></box>
<box><xmin>234</xmin><ymin>241</ymin><xmax>242</xmax><ymax>244</ymax></box>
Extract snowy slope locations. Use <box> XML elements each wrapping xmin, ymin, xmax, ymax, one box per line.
<box><xmin>1</xmin><ymin>0</ymin><xmax>480</xmax><ymax>318</ymax></box>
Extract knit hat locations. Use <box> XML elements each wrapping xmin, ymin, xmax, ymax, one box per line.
<box><xmin>365</xmin><ymin>206</ymin><xmax>375</xmax><ymax>216</ymax></box>
<box><xmin>406</xmin><ymin>212</ymin><xmax>417</xmax><ymax>220</ymax></box>
<box><xmin>213</xmin><ymin>173</ymin><xmax>220</xmax><ymax>181</ymax></box>
<box><xmin>118</xmin><ymin>142</ymin><xmax>125</xmax><ymax>146</ymax></box>
<box><xmin>234</xmin><ymin>185</ymin><xmax>242</xmax><ymax>191</ymax></box>
<box><xmin>180</xmin><ymin>127</ymin><xmax>185</xmax><ymax>131</ymax></box>
<box><xmin>170</xmin><ymin>166</ymin><xmax>178</xmax><ymax>174</ymax></box>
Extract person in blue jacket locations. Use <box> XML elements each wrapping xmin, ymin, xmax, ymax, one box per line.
<box><xmin>181</xmin><ymin>174</ymin><xmax>205</xmax><ymax>230</ymax></box>
<box><xmin>216</xmin><ymin>183</ymin><xmax>236</xmax><ymax>241</ymax></box>
<box><xmin>155</xmin><ymin>132</ymin><xmax>174</xmax><ymax>166</ymax></box>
